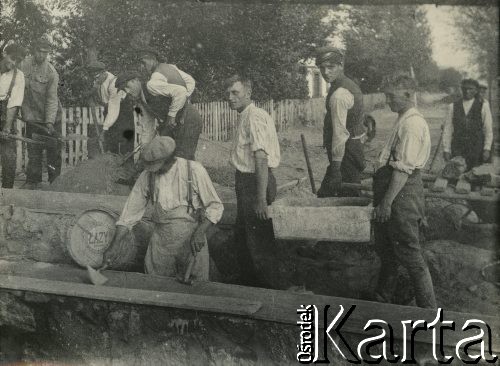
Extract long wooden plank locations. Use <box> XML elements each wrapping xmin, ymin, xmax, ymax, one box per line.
<box><xmin>0</xmin><ymin>261</ymin><xmax>498</xmax><ymax>351</ymax></box>
<box><xmin>0</xmin><ymin>274</ymin><xmax>262</xmax><ymax>316</ymax></box>
<box><xmin>0</xmin><ymin>189</ymin><xmax>238</xmax><ymax>225</ymax></box>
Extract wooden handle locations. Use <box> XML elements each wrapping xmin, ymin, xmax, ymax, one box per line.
<box><xmin>300</xmin><ymin>134</ymin><xmax>316</xmax><ymax>194</ymax></box>
<box><xmin>90</xmin><ymin>106</ymin><xmax>104</xmax><ymax>154</ymax></box>
<box><xmin>183</xmin><ymin>254</ymin><xmax>197</xmax><ymax>283</ymax></box>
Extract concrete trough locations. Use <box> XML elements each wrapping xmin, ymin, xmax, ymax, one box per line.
<box><xmin>269</xmin><ymin>197</ymin><xmax>373</xmax><ymax>242</ymax></box>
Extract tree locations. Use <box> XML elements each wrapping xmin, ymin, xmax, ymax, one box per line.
<box><xmin>452</xmin><ymin>6</ymin><xmax>498</xmax><ymax>105</ymax></box>
<box><xmin>0</xmin><ymin>0</ymin><xmax>52</xmax><ymax>50</ymax></box>
<box><xmin>54</xmin><ymin>0</ymin><xmax>333</xmax><ymax>105</ymax></box>
<box><xmin>340</xmin><ymin>5</ymin><xmax>435</xmax><ymax>93</ymax></box>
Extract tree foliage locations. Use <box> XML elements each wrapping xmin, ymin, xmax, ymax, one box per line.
<box><xmin>340</xmin><ymin>5</ymin><xmax>435</xmax><ymax>93</ymax></box>
<box><xmin>452</xmin><ymin>6</ymin><xmax>498</xmax><ymax>94</ymax></box>
<box><xmin>54</xmin><ymin>0</ymin><xmax>333</xmax><ymax>105</ymax></box>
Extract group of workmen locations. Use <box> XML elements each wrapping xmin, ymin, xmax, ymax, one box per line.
<box><xmin>0</xmin><ymin>40</ymin><xmax>494</xmax><ymax>308</ymax></box>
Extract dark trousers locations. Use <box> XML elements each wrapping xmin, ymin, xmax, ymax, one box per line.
<box><xmin>0</xmin><ymin>134</ymin><xmax>16</xmax><ymax>188</ymax></box>
<box><xmin>234</xmin><ymin>169</ymin><xmax>277</xmax><ymax>287</ymax></box>
<box><xmin>159</xmin><ymin>105</ymin><xmax>202</xmax><ymax>160</ymax></box>
<box><xmin>25</xmin><ymin>122</ymin><xmax>61</xmax><ymax>184</ymax></box>
<box><xmin>318</xmin><ymin>139</ymin><xmax>365</xmax><ymax>197</ymax></box>
<box><xmin>373</xmin><ymin>166</ymin><xmax>436</xmax><ymax>309</ymax></box>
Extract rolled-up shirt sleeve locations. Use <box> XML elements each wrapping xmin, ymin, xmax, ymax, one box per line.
<box><xmin>146</xmin><ymin>72</ymin><xmax>187</xmax><ymax>118</ymax></box>
<box><xmin>442</xmin><ymin>104</ymin><xmax>454</xmax><ymax>153</ymax></box>
<box><xmin>116</xmin><ymin>172</ymin><xmax>150</xmax><ymax>229</ymax></box>
<box><xmin>103</xmin><ymin>89</ymin><xmax>126</xmax><ymax>130</ymax></box>
<box><xmin>329</xmin><ymin>88</ymin><xmax>353</xmax><ymax>161</ymax></box>
<box><xmin>389</xmin><ymin>131</ymin><xmax>422</xmax><ymax>174</ymax></box>
<box><xmin>192</xmin><ymin>162</ymin><xmax>224</xmax><ymax>224</ymax></box>
<box><xmin>249</xmin><ymin>113</ymin><xmax>271</xmax><ymax>155</ymax></box>
<box><xmin>175</xmin><ymin>67</ymin><xmax>195</xmax><ymax>97</ymax></box>
<box><xmin>6</xmin><ymin>71</ymin><xmax>25</xmax><ymax>108</ymax></box>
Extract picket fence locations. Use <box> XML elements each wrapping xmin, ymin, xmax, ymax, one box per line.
<box><xmin>13</xmin><ymin>94</ymin><xmax>385</xmax><ymax>171</ymax></box>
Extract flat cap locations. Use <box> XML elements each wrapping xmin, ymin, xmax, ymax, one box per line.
<box><xmin>34</xmin><ymin>38</ymin><xmax>52</xmax><ymax>52</ymax></box>
<box><xmin>87</xmin><ymin>60</ymin><xmax>106</xmax><ymax>72</ymax></box>
<box><xmin>115</xmin><ymin>71</ymin><xmax>141</xmax><ymax>91</ymax></box>
<box><xmin>3</xmin><ymin>43</ymin><xmax>27</xmax><ymax>62</ymax></box>
<box><xmin>134</xmin><ymin>45</ymin><xmax>159</xmax><ymax>59</ymax></box>
<box><xmin>316</xmin><ymin>46</ymin><xmax>344</xmax><ymax>66</ymax></box>
<box><xmin>140</xmin><ymin>136</ymin><xmax>176</xmax><ymax>172</ymax></box>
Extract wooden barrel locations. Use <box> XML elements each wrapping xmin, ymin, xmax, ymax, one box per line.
<box><xmin>67</xmin><ymin>208</ymin><xmax>141</xmax><ymax>270</ymax></box>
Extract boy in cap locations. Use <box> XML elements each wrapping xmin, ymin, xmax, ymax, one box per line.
<box><xmin>373</xmin><ymin>75</ymin><xmax>436</xmax><ymax>309</ymax></box>
<box><xmin>0</xmin><ymin>44</ymin><xmax>26</xmax><ymax>188</ymax></box>
<box><xmin>442</xmin><ymin>78</ymin><xmax>493</xmax><ymax>169</ymax></box>
<box><xmin>315</xmin><ymin>46</ymin><xmax>366</xmax><ymax>197</ymax></box>
<box><xmin>104</xmin><ymin>136</ymin><xmax>223</xmax><ymax>280</ymax></box>
<box><xmin>115</xmin><ymin>70</ymin><xmax>202</xmax><ymax>160</ymax></box>
<box><xmin>20</xmin><ymin>37</ymin><xmax>62</xmax><ymax>188</ymax></box>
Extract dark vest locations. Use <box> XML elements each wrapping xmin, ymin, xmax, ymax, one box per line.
<box><xmin>451</xmin><ymin>97</ymin><xmax>484</xmax><ymax>168</ymax></box>
<box><xmin>323</xmin><ymin>76</ymin><xmax>365</xmax><ymax>154</ymax></box>
<box><xmin>143</xmin><ymin>64</ymin><xmax>187</xmax><ymax>121</ymax></box>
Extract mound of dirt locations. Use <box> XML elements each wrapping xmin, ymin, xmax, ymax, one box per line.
<box><xmin>45</xmin><ymin>154</ymin><xmax>132</xmax><ymax>196</ymax></box>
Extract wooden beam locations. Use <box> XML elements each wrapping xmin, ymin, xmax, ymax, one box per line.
<box><xmin>0</xmin><ymin>261</ymin><xmax>498</xmax><ymax>351</ymax></box>
<box><xmin>0</xmin><ymin>275</ymin><xmax>262</xmax><ymax>317</ymax></box>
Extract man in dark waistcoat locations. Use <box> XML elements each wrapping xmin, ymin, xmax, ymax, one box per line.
<box><xmin>135</xmin><ymin>47</ymin><xmax>201</xmax><ymax>160</ymax></box>
<box><xmin>373</xmin><ymin>75</ymin><xmax>436</xmax><ymax>309</ymax></box>
<box><xmin>115</xmin><ymin>68</ymin><xmax>201</xmax><ymax>161</ymax></box>
<box><xmin>442</xmin><ymin>78</ymin><xmax>493</xmax><ymax>170</ymax></box>
<box><xmin>315</xmin><ymin>46</ymin><xmax>366</xmax><ymax>197</ymax></box>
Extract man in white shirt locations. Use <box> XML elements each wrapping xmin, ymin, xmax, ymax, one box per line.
<box><xmin>315</xmin><ymin>46</ymin><xmax>366</xmax><ymax>197</ymax></box>
<box><xmin>373</xmin><ymin>75</ymin><xmax>436</xmax><ymax>309</ymax></box>
<box><xmin>226</xmin><ymin>74</ymin><xmax>281</xmax><ymax>287</ymax></box>
<box><xmin>0</xmin><ymin>44</ymin><xmax>26</xmax><ymax>188</ymax></box>
<box><xmin>442</xmin><ymin>78</ymin><xmax>493</xmax><ymax>169</ymax></box>
<box><xmin>115</xmin><ymin>66</ymin><xmax>202</xmax><ymax>160</ymax></box>
<box><xmin>86</xmin><ymin>60</ymin><xmax>133</xmax><ymax>154</ymax></box>
<box><xmin>104</xmin><ymin>136</ymin><xmax>223</xmax><ymax>280</ymax></box>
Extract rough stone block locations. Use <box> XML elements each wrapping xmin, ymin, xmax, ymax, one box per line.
<box><xmin>455</xmin><ymin>178</ymin><xmax>471</xmax><ymax>194</ymax></box>
<box><xmin>431</xmin><ymin>177</ymin><xmax>448</xmax><ymax>192</ymax></box>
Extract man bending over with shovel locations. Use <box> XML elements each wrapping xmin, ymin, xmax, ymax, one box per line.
<box><xmin>103</xmin><ymin>136</ymin><xmax>223</xmax><ymax>281</ymax></box>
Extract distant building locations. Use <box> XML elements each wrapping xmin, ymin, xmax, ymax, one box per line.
<box><xmin>301</xmin><ymin>59</ymin><xmax>328</xmax><ymax>98</ymax></box>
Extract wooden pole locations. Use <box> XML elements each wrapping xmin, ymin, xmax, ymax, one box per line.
<box><xmin>300</xmin><ymin>134</ymin><xmax>316</xmax><ymax>194</ymax></box>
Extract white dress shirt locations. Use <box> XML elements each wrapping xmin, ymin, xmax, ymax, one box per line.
<box><xmin>442</xmin><ymin>99</ymin><xmax>493</xmax><ymax>152</ymax></box>
<box><xmin>378</xmin><ymin>108</ymin><xmax>431</xmax><ymax>175</ymax></box>
<box><xmin>116</xmin><ymin>158</ymin><xmax>224</xmax><ymax>229</ymax></box>
<box><xmin>328</xmin><ymin>87</ymin><xmax>354</xmax><ymax>162</ymax></box>
<box><xmin>146</xmin><ymin>72</ymin><xmax>188</xmax><ymax>118</ymax></box>
<box><xmin>99</xmin><ymin>71</ymin><xmax>127</xmax><ymax>130</ymax></box>
<box><xmin>0</xmin><ymin>68</ymin><xmax>25</xmax><ymax>108</ymax></box>
<box><xmin>230</xmin><ymin>103</ymin><xmax>281</xmax><ymax>173</ymax></box>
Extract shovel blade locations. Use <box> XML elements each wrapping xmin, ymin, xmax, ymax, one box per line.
<box><xmin>87</xmin><ymin>265</ymin><xmax>108</xmax><ymax>286</ymax></box>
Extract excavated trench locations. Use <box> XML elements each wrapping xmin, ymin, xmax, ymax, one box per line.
<box><xmin>0</xmin><ymin>183</ymin><xmax>499</xmax><ymax>364</ymax></box>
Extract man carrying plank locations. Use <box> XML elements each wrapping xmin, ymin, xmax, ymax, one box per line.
<box><xmin>0</xmin><ymin>44</ymin><xmax>26</xmax><ymax>188</ymax></box>
<box><xmin>103</xmin><ymin>136</ymin><xmax>223</xmax><ymax>280</ymax></box>
<box><xmin>226</xmin><ymin>74</ymin><xmax>281</xmax><ymax>287</ymax></box>
<box><xmin>19</xmin><ymin>38</ymin><xmax>62</xmax><ymax>188</ymax></box>
<box><xmin>373</xmin><ymin>75</ymin><xmax>436</xmax><ymax>309</ymax></box>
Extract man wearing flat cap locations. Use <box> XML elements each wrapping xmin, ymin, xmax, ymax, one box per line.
<box><xmin>373</xmin><ymin>74</ymin><xmax>436</xmax><ymax>309</ymax></box>
<box><xmin>86</xmin><ymin>60</ymin><xmax>131</xmax><ymax>154</ymax></box>
<box><xmin>316</xmin><ymin>46</ymin><xmax>366</xmax><ymax>197</ymax></box>
<box><xmin>103</xmin><ymin>136</ymin><xmax>223</xmax><ymax>280</ymax></box>
<box><xmin>442</xmin><ymin>78</ymin><xmax>493</xmax><ymax>169</ymax></box>
<box><xmin>0</xmin><ymin>43</ymin><xmax>26</xmax><ymax>188</ymax></box>
<box><xmin>115</xmin><ymin>68</ymin><xmax>202</xmax><ymax>160</ymax></box>
<box><xmin>19</xmin><ymin>37</ymin><xmax>62</xmax><ymax>188</ymax></box>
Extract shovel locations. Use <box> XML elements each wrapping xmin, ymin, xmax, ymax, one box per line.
<box><xmin>32</xmin><ymin>132</ymin><xmax>88</xmax><ymax>147</ymax></box>
<box><xmin>87</xmin><ymin>263</ymin><xmax>109</xmax><ymax>286</ymax></box>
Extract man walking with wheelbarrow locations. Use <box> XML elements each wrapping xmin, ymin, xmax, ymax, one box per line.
<box><xmin>373</xmin><ymin>75</ymin><xmax>436</xmax><ymax>309</ymax></box>
<box><xmin>103</xmin><ymin>136</ymin><xmax>223</xmax><ymax>281</ymax></box>
<box><xmin>19</xmin><ymin>38</ymin><xmax>62</xmax><ymax>188</ymax></box>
